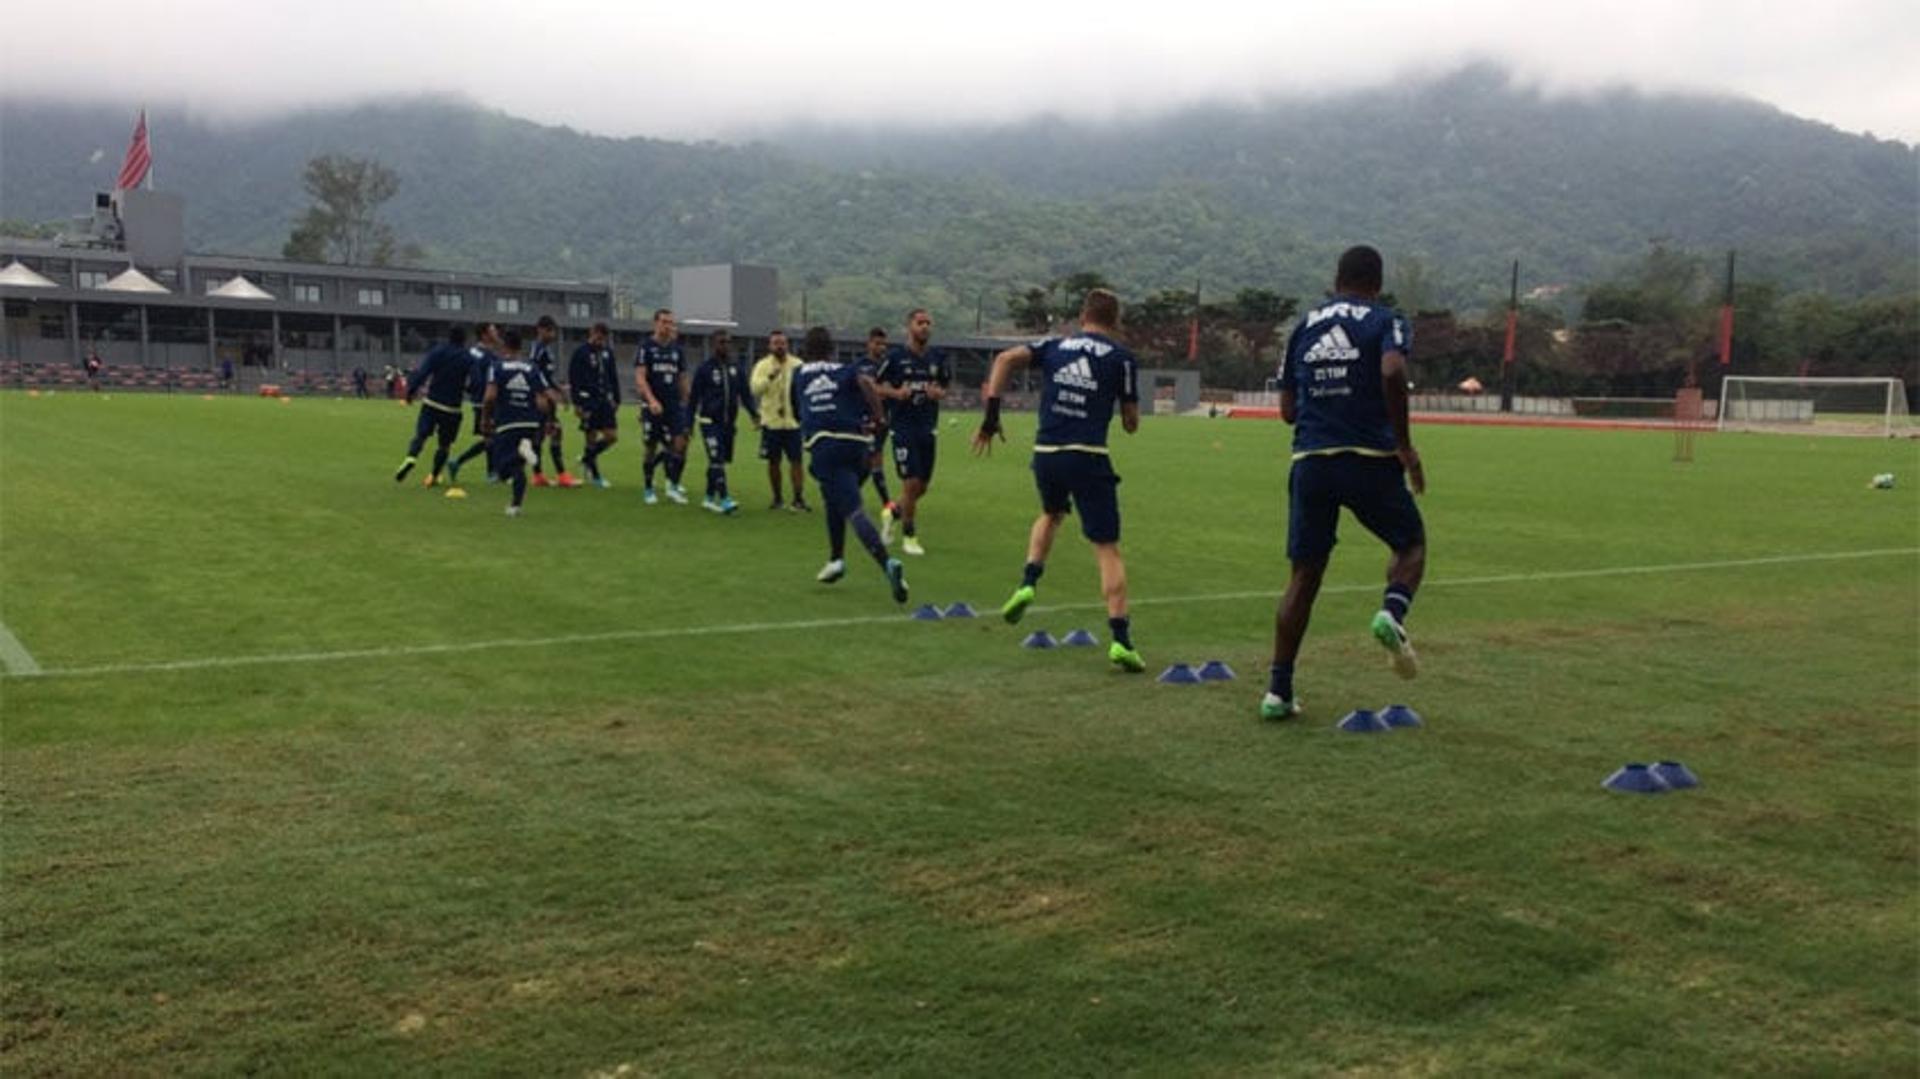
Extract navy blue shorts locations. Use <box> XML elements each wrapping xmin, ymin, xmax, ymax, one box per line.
<box><xmin>414</xmin><ymin>404</ymin><xmax>461</xmax><ymax>448</ymax></box>
<box><xmin>760</xmin><ymin>428</ymin><xmax>803</xmax><ymax>463</ymax></box>
<box><xmin>580</xmin><ymin>401</ymin><xmax>619</xmax><ymax>432</ymax></box>
<box><xmin>808</xmin><ymin>438</ymin><xmax>869</xmax><ymax>518</ymax></box>
<box><xmin>1287</xmin><ymin>453</ymin><xmax>1425</xmax><ymax>562</ymax></box>
<box><xmin>701</xmin><ymin>421</ymin><xmax>735</xmax><ymax>465</ymax></box>
<box><xmin>642</xmin><ymin>405</ymin><xmax>688</xmax><ymax>446</ymax></box>
<box><xmin>489</xmin><ymin>426</ymin><xmax>541</xmax><ymax>476</ymax></box>
<box><xmin>891</xmin><ymin>430</ymin><xmax>938</xmax><ymax>483</ymax></box>
<box><xmin>1033</xmin><ymin>451</ymin><xmax>1122</xmax><ymax>544</ymax></box>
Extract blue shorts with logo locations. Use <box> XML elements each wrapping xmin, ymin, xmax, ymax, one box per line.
<box><xmin>642</xmin><ymin>405</ymin><xmax>689</xmax><ymax>446</ymax></box>
<box><xmin>413</xmin><ymin>404</ymin><xmax>461</xmax><ymax>448</ymax></box>
<box><xmin>807</xmin><ymin>437</ymin><xmax>871</xmax><ymax>517</ymax></box>
<box><xmin>489</xmin><ymin>425</ymin><xmax>542</xmax><ymax>477</ymax></box>
<box><xmin>890</xmin><ymin>429</ymin><xmax>938</xmax><ymax>482</ymax></box>
<box><xmin>1287</xmin><ymin>452</ymin><xmax>1425</xmax><ymax>562</ymax></box>
<box><xmin>1032</xmin><ymin>450</ymin><xmax>1122</xmax><ymax>544</ymax></box>
<box><xmin>760</xmin><ymin>427</ymin><xmax>803</xmax><ymax>463</ymax></box>
<box><xmin>701</xmin><ymin>420</ymin><xmax>735</xmax><ymax>465</ymax></box>
<box><xmin>579</xmin><ymin>399</ymin><xmax>619</xmax><ymax>432</ymax></box>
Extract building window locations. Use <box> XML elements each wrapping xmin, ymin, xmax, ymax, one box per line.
<box><xmin>292</xmin><ymin>283</ymin><xmax>322</xmax><ymax>303</ymax></box>
<box><xmin>40</xmin><ymin>315</ymin><xmax>68</xmax><ymax>340</ymax></box>
<box><xmin>567</xmin><ymin>300</ymin><xmax>592</xmax><ymax>319</ymax></box>
<box><xmin>78</xmin><ymin>270</ymin><xmax>109</xmax><ymax>289</ymax></box>
<box><xmin>495</xmin><ymin>296</ymin><xmax>521</xmax><ymax>315</ymax></box>
<box><xmin>434</xmin><ymin>291</ymin><xmax>465</xmax><ymax>312</ymax></box>
<box><xmin>357</xmin><ymin>287</ymin><xmax>386</xmax><ymax>307</ymax></box>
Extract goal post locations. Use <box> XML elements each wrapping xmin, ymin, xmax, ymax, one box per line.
<box><xmin>1717</xmin><ymin>376</ymin><xmax>1913</xmax><ymax>437</ymax></box>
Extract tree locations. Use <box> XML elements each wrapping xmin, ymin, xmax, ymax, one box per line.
<box><xmin>1055</xmin><ymin>271</ymin><xmax>1113</xmax><ymax>320</ymax></box>
<box><xmin>1221</xmin><ymin>288</ymin><xmax>1298</xmax><ymax>368</ymax></box>
<box><xmin>283</xmin><ymin>154</ymin><xmax>406</xmax><ymax>266</ymax></box>
<box><xmin>1005</xmin><ymin>286</ymin><xmax>1052</xmax><ymax>335</ymax></box>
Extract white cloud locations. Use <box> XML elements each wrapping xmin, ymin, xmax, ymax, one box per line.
<box><xmin>3</xmin><ymin>0</ymin><xmax>1915</xmax><ymax>141</ymax></box>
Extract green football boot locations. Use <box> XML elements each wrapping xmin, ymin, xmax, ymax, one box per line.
<box><xmin>1258</xmin><ymin>693</ymin><xmax>1302</xmax><ymax>721</ymax></box>
<box><xmin>1108</xmin><ymin>641</ymin><xmax>1146</xmax><ymax>673</ymax></box>
<box><xmin>1001</xmin><ymin>584</ymin><xmax>1036</xmax><ymax>624</ymax></box>
<box><xmin>1370</xmin><ymin>610</ymin><xmax>1419</xmax><ymax>680</ymax></box>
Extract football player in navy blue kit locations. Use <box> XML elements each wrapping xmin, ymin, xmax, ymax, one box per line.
<box><xmin>794</xmin><ymin>326</ymin><xmax>908</xmax><ymax>603</ymax></box>
<box><xmin>1262</xmin><ymin>245</ymin><xmax>1426</xmax><ymax>720</ymax></box>
<box><xmin>975</xmin><ymin>289</ymin><xmax>1145</xmax><ymax>673</ymax></box>
<box><xmin>860</xmin><ymin>327</ymin><xmax>898</xmax><ymax>519</ymax></box>
<box><xmin>527</xmin><ymin>315</ymin><xmax>580</xmax><ymax>488</ymax></box>
<box><xmin>875</xmin><ymin>309</ymin><xmax>950</xmax><ymax>555</ymax></box>
<box><xmin>568</xmin><ymin>322</ymin><xmax>621</xmax><ymax>487</ymax></box>
<box><xmin>443</xmin><ymin>321</ymin><xmax>504</xmax><ymax>498</ymax></box>
<box><xmin>690</xmin><ymin>329</ymin><xmax>745</xmax><ymax>514</ymax></box>
<box><xmin>481</xmin><ymin>328</ymin><xmax>560</xmax><ymax>518</ymax></box>
<box><xmin>634</xmin><ymin>309</ymin><xmax>692</xmax><ymax>505</ymax></box>
<box><xmin>393</xmin><ymin>325</ymin><xmax>470</xmax><ymax>487</ymax></box>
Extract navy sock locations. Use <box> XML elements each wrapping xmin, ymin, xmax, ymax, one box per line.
<box><xmin>430</xmin><ymin>445</ymin><xmax>450</xmax><ymax>476</ymax></box>
<box><xmin>1384</xmin><ymin>583</ymin><xmax>1414</xmax><ymax>624</ymax></box>
<box><xmin>644</xmin><ymin>455</ymin><xmax>658</xmax><ymax>488</ymax></box>
<box><xmin>510</xmin><ymin>470</ymin><xmax>527</xmax><ymax>506</ymax></box>
<box><xmin>1267</xmin><ymin>662</ymin><xmax>1294</xmax><ymax>700</ymax></box>
<box><xmin>849</xmin><ymin>509</ymin><xmax>888</xmax><ymax>565</ymax></box>
<box><xmin>666</xmin><ymin>452</ymin><xmax>686</xmax><ymax>485</ymax></box>
<box><xmin>872</xmin><ymin>469</ymin><xmax>892</xmax><ymax>505</ymax></box>
<box><xmin>550</xmin><ymin>436</ymin><xmax>565</xmax><ymax>473</ymax></box>
<box><xmin>1021</xmin><ymin>562</ymin><xmax>1044</xmax><ymax>588</ymax></box>
<box><xmin>1107</xmin><ymin>616</ymin><xmax>1132</xmax><ymax>649</ymax></box>
<box><xmin>717</xmin><ymin>471</ymin><xmax>729</xmax><ymax>499</ymax></box>
<box><xmin>904</xmin><ymin>518</ymin><xmax>917</xmax><ymax>537</ymax></box>
<box><xmin>582</xmin><ymin>442</ymin><xmax>603</xmax><ymax>479</ymax></box>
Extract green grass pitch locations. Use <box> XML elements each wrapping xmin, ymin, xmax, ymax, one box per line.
<box><xmin>2</xmin><ymin>391</ymin><xmax>1916</xmax><ymax>1074</ymax></box>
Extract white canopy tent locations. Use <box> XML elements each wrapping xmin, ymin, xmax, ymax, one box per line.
<box><xmin>0</xmin><ymin>261</ymin><xmax>58</xmax><ymax>288</ymax></box>
<box><xmin>99</xmin><ymin>267</ymin><xmax>170</xmax><ymax>293</ymax></box>
<box><xmin>207</xmin><ymin>275</ymin><xmax>275</xmax><ymax>300</ymax></box>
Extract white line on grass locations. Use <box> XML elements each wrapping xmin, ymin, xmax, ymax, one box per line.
<box><xmin>8</xmin><ymin>547</ymin><xmax>1915</xmax><ymax>681</ymax></box>
<box><xmin>0</xmin><ymin>615</ymin><xmax>42</xmax><ymax>676</ymax></box>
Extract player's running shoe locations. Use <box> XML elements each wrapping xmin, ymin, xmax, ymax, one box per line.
<box><xmin>792</xmin><ymin>499</ymin><xmax>813</xmax><ymax>513</ymax></box>
<box><xmin>531</xmin><ymin>472</ymin><xmax>551</xmax><ymax>488</ymax></box>
<box><xmin>879</xmin><ymin>506</ymin><xmax>896</xmax><ymax>545</ymax></box>
<box><xmin>443</xmin><ymin>486</ymin><xmax>468</xmax><ymax>499</ymax></box>
<box><xmin>1108</xmin><ymin>642</ymin><xmax>1146</xmax><ymax>673</ymax></box>
<box><xmin>393</xmin><ymin>456</ymin><xmax>417</xmax><ymax>482</ymax></box>
<box><xmin>702</xmin><ymin>496</ymin><xmax>723</xmax><ymax>514</ymax></box>
<box><xmin>884</xmin><ymin>558</ymin><xmax>910</xmax><ymax>604</ymax></box>
<box><xmin>642</xmin><ymin>487</ymin><xmax>659</xmax><ymax>505</ymax></box>
<box><xmin>1259</xmin><ymin>693</ymin><xmax>1302</xmax><ymax>721</ymax></box>
<box><xmin>719</xmin><ymin>496</ymin><xmax>740</xmax><ymax>515</ymax></box>
<box><xmin>422</xmin><ymin>473</ymin><xmax>439</xmax><ymax>488</ymax></box>
<box><xmin>1371</xmin><ymin>610</ymin><xmax>1419</xmax><ymax>680</ymax></box>
<box><xmin>591</xmin><ymin>476</ymin><xmax>612</xmax><ymax>489</ymax></box>
<box><xmin>816</xmin><ymin>559</ymin><xmax>846</xmax><ymax>583</ymax></box>
<box><xmin>666</xmin><ymin>484</ymin><xmax>689</xmax><ymax>505</ymax></box>
<box><xmin>902</xmin><ymin>536</ymin><xmax>926</xmax><ymax>557</ymax></box>
<box><xmin>556</xmin><ymin>472</ymin><xmax>582</xmax><ymax>488</ymax></box>
<box><xmin>505</xmin><ymin>505</ymin><xmax>522</xmax><ymax>518</ymax></box>
<box><xmin>1001</xmin><ymin>585</ymin><xmax>1036</xmax><ymax>624</ymax></box>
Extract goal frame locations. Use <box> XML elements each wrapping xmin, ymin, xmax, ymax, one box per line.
<box><xmin>1716</xmin><ymin>376</ymin><xmax>1909</xmax><ymax>437</ymax></box>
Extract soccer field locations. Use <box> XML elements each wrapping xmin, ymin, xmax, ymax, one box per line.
<box><xmin>3</xmin><ymin>391</ymin><xmax>1916</xmax><ymax>1074</ymax></box>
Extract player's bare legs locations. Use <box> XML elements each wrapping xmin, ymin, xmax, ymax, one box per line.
<box><xmin>1373</xmin><ymin>541</ymin><xmax>1425</xmax><ymax>679</ymax></box>
<box><xmin>1092</xmin><ymin>541</ymin><xmax>1143</xmax><ymax>672</ymax></box>
<box><xmin>1002</xmin><ymin>512</ymin><xmax>1064</xmax><ymax>623</ymax></box>
<box><xmin>1264</xmin><ymin>558</ymin><xmax>1328</xmax><ymax>718</ymax></box>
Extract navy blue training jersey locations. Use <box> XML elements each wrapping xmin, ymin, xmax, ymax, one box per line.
<box><xmin>635</xmin><ymin>338</ymin><xmax>686</xmax><ymax>409</ymax></box>
<box><xmin>691</xmin><ymin>356</ymin><xmax>743</xmax><ymax>424</ymax></box>
<box><xmin>529</xmin><ymin>338</ymin><xmax>558</xmax><ymax>387</ymax></box>
<box><xmin>464</xmin><ymin>346</ymin><xmax>498</xmax><ymax>405</ymax></box>
<box><xmin>1279</xmin><ymin>297</ymin><xmax>1411</xmax><ymax>458</ymax></box>
<box><xmin>407</xmin><ymin>342</ymin><xmax>472</xmax><ymax>412</ymax></box>
<box><xmin>568</xmin><ymin>342</ymin><xmax>620</xmax><ymax>407</ymax></box>
<box><xmin>877</xmin><ymin>344</ymin><xmax>951</xmax><ymax>433</ymax></box>
<box><xmin>795</xmin><ymin>361</ymin><xmax>874</xmax><ymax>446</ymax></box>
<box><xmin>1032</xmin><ymin>333</ymin><xmax>1139</xmax><ymax>453</ymax></box>
<box><xmin>490</xmin><ymin>357</ymin><xmax>552</xmax><ymax>431</ymax></box>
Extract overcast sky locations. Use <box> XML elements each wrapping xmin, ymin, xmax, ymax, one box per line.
<box><xmin>3</xmin><ymin>0</ymin><xmax>1917</xmax><ymax>143</ymax></box>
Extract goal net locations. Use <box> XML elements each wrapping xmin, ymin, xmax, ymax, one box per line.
<box><xmin>1717</xmin><ymin>376</ymin><xmax>1913</xmax><ymax>437</ymax></box>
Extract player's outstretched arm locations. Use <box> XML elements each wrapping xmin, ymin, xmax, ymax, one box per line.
<box><xmin>972</xmin><ymin>345</ymin><xmax>1032</xmax><ymax>456</ymax></box>
<box><xmin>857</xmin><ymin>374</ymin><xmax>887</xmax><ymax>434</ymax></box>
<box><xmin>480</xmin><ymin>383</ymin><xmax>499</xmax><ymax>434</ymax></box>
<box><xmin>1381</xmin><ymin>349</ymin><xmax>1424</xmax><ymax>494</ymax></box>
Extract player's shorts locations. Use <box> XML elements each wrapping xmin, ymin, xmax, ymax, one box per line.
<box><xmin>1287</xmin><ymin>452</ymin><xmax>1425</xmax><ymax>563</ymax></box>
<box><xmin>469</xmin><ymin>406</ymin><xmax>488</xmax><ymax>437</ymax></box>
<box><xmin>1032</xmin><ymin>450</ymin><xmax>1122</xmax><ymax>544</ymax></box>
<box><xmin>579</xmin><ymin>400</ymin><xmax>618</xmax><ymax>432</ymax></box>
<box><xmin>489</xmin><ymin>425</ymin><xmax>541</xmax><ymax>476</ymax></box>
<box><xmin>701</xmin><ymin>420</ymin><xmax>735</xmax><ymax>465</ymax></box>
<box><xmin>642</xmin><ymin>405</ymin><xmax>689</xmax><ymax>446</ymax></box>
<box><xmin>808</xmin><ymin>438</ymin><xmax>869</xmax><ymax>518</ymax></box>
<box><xmin>890</xmin><ymin>430</ymin><xmax>938</xmax><ymax>483</ymax></box>
<box><xmin>759</xmin><ymin>427</ymin><xmax>803</xmax><ymax>464</ymax></box>
<box><xmin>415</xmin><ymin>404</ymin><xmax>461</xmax><ymax>447</ymax></box>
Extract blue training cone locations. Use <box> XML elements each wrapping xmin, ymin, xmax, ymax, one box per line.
<box><xmin>1197</xmin><ymin>660</ymin><xmax>1236</xmax><ymax>681</ymax></box>
<box><xmin>1380</xmin><ymin>704</ymin><xmax>1423</xmax><ymax>728</ymax></box>
<box><xmin>1157</xmin><ymin>663</ymin><xmax>1201</xmax><ymax>684</ymax></box>
<box><xmin>1061</xmin><ymin>629</ymin><xmax>1099</xmax><ymax>647</ymax></box>
<box><xmin>1337</xmin><ymin>709</ymin><xmax>1389</xmax><ymax>733</ymax></box>
<box><xmin>1021</xmin><ymin>631</ymin><xmax>1058</xmax><ymax>649</ymax></box>
<box><xmin>944</xmin><ymin>602</ymin><xmax>977</xmax><ymax>619</ymax></box>
<box><xmin>1650</xmin><ymin>761</ymin><xmax>1700</xmax><ymax>790</ymax></box>
<box><xmin>912</xmin><ymin>604</ymin><xmax>944</xmax><ymax>621</ymax></box>
<box><xmin>1602</xmin><ymin>763</ymin><xmax>1671</xmax><ymax>794</ymax></box>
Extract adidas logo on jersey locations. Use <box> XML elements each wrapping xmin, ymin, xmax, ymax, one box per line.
<box><xmin>1302</xmin><ymin>326</ymin><xmax>1360</xmax><ymax>364</ymax></box>
<box><xmin>505</xmin><ymin>371</ymin><xmax>530</xmax><ymax>391</ymax></box>
<box><xmin>803</xmin><ymin>374</ymin><xmax>835</xmax><ymax>395</ymax></box>
<box><xmin>1053</xmin><ymin>356</ymin><xmax>1100</xmax><ymax>391</ymax></box>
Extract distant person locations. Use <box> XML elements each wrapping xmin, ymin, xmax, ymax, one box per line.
<box><xmin>382</xmin><ymin>364</ymin><xmax>400</xmax><ymax>399</ymax></box>
<box><xmin>481</xmin><ymin>328</ymin><xmax>559</xmax><ymax>518</ymax></box>
<box><xmin>568</xmin><ymin>321</ymin><xmax>622</xmax><ymax>487</ymax></box>
<box><xmin>1261</xmin><ymin>245</ymin><xmax>1426</xmax><ymax>721</ymax></box>
<box><xmin>393</xmin><ymin>325</ymin><xmax>472</xmax><ymax>488</ymax></box>
<box><xmin>528</xmin><ymin>315</ymin><xmax>580</xmax><ymax>487</ymax></box>
<box><xmin>691</xmin><ymin>330</ymin><xmax>745</xmax><ymax>514</ymax></box>
<box><xmin>974</xmin><ymin>288</ymin><xmax>1145</xmax><ymax>674</ymax></box>
<box><xmin>84</xmin><ymin>348</ymin><xmax>103</xmax><ymax>391</ymax></box>
<box><xmin>875</xmin><ymin>308</ymin><xmax>951</xmax><ymax>556</ymax></box>
<box><xmin>443</xmin><ymin>322</ymin><xmax>505</xmax><ymax>497</ymax></box>
<box><xmin>858</xmin><ymin>328</ymin><xmax>898</xmax><ymax>522</ymax></box>
<box><xmin>794</xmin><ymin>325</ymin><xmax>908</xmax><ymax>603</ymax></box>
<box><xmin>749</xmin><ymin>329</ymin><xmax>809</xmax><ymax>511</ymax></box>
<box><xmin>221</xmin><ymin>358</ymin><xmax>237</xmax><ymax>392</ymax></box>
<box><xmin>634</xmin><ymin>308</ymin><xmax>692</xmax><ymax>505</ymax></box>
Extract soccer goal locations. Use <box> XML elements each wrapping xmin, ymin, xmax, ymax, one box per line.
<box><xmin>1717</xmin><ymin>376</ymin><xmax>1913</xmax><ymax>437</ymax></box>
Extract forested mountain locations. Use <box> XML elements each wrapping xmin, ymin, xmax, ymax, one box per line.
<box><xmin>2</xmin><ymin>66</ymin><xmax>1914</xmax><ymax>336</ymax></box>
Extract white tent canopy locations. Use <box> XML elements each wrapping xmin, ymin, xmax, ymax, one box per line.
<box><xmin>208</xmin><ymin>275</ymin><xmax>275</xmax><ymax>300</ymax></box>
<box><xmin>100</xmin><ymin>267</ymin><xmax>169</xmax><ymax>293</ymax></box>
<box><xmin>0</xmin><ymin>261</ymin><xmax>58</xmax><ymax>288</ymax></box>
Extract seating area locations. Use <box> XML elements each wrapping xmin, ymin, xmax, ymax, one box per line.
<box><xmin>0</xmin><ymin>360</ymin><xmax>376</xmax><ymax>395</ymax></box>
